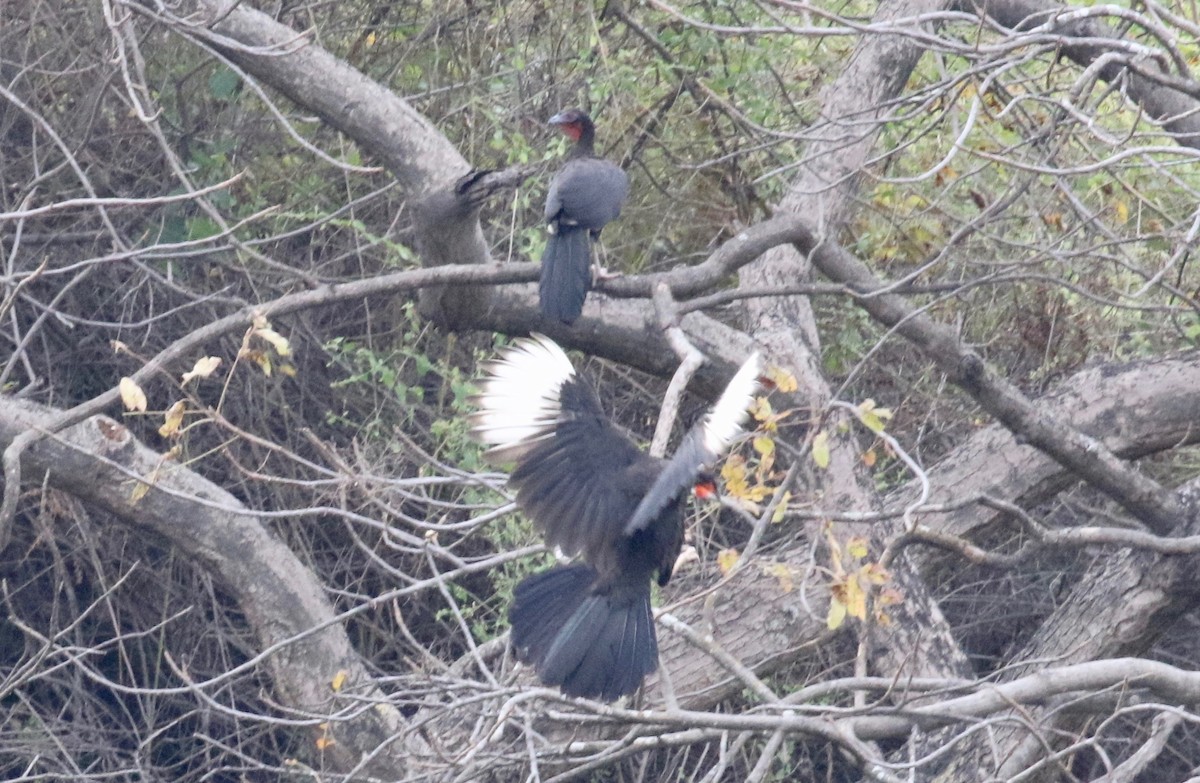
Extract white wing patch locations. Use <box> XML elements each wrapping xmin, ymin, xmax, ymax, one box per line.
<box><xmin>700</xmin><ymin>352</ymin><xmax>763</xmax><ymax>455</ymax></box>
<box><xmin>469</xmin><ymin>334</ymin><xmax>576</xmax><ymax>461</ymax></box>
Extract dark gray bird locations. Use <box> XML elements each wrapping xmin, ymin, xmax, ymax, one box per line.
<box><xmin>539</xmin><ymin>109</ymin><xmax>629</xmax><ymax>324</ymax></box>
<box><xmin>470</xmin><ymin>335</ymin><xmax>762</xmax><ymax>700</ymax></box>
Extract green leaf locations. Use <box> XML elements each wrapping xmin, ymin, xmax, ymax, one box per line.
<box><xmin>208</xmin><ymin>68</ymin><xmax>241</xmax><ymax>99</ymax></box>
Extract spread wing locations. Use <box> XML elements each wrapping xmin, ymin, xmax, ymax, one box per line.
<box><xmin>470</xmin><ymin>334</ymin><xmax>658</xmax><ymax>565</ymax></box>
<box><xmin>623</xmin><ymin>352</ymin><xmax>763</xmax><ymax>536</ymax></box>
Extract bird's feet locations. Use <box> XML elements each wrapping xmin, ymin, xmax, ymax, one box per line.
<box><xmin>592</xmin><ymin>264</ymin><xmax>622</xmax><ymax>283</ymax></box>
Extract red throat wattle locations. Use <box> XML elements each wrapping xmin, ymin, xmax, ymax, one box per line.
<box><xmin>693</xmin><ymin>480</ymin><xmax>717</xmax><ymax>500</ymax></box>
<box><xmin>560</xmin><ymin>121</ymin><xmax>583</xmax><ymax>142</ymax></box>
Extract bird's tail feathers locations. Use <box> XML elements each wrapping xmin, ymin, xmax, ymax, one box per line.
<box><xmin>509</xmin><ymin>564</ymin><xmax>657</xmax><ymax>702</ymax></box>
<box><xmin>539</xmin><ymin>227</ymin><xmax>592</xmax><ymax>324</ymax></box>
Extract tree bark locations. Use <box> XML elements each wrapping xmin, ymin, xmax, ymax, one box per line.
<box><xmin>0</xmin><ymin>398</ymin><xmax>416</xmax><ymax>778</ymax></box>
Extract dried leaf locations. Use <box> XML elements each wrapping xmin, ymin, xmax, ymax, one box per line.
<box><xmin>181</xmin><ymin>356</ymin><xmax>222</xmax><ymax>384</ymax></box>
<box><xmin>721</xmin><ymin>455</ymin><xmax>750</xmax><ymax>498</ymax></box>
<box><xmin>862</xmin><ymin>562</ymin><xmax>890</xmax><ymax>585</ymax></box>
<box><xmin>158</xmin><ymin>401</ymin><xmax>186</xmax><ymax>438</ymax></box>
<box><xmin>716</xmin><ymin>548</ymin><xmax>740</xmax><ymax>576</ymax></box>
<box><xmin>843</xmin><ymin>573</ymin><xmax>867</xmax><ymax>621</ymax></box>
<box><xmin>827</xmin><ymin>593</ymin><xmax>847</xmax><ymax>630</ymax></box>
<box><xmin>331</xmin><ymin>670</ymin><xmax>349</xmax><ymax>692</ymax></box>
<box><xmin>119</xmin><ymin>377</ymin><xmax>147</xmax><ymax>413</ymax></box>
<box><xmin>877</xmin><ymin>586</ymin><xmax>904</xmax><ymax>607</ymax></box>
<box><xmin>248</xmin><ymin>350</ymin><xmax>272</xmax><ymax>376</ymax></box>
<box><xmin>862</xmin><ymin>447</ymin><xmax>877</xmax><ymax>467</ymax></box>
<box><xmin>130</xmin><ymin>481</ymin><xmax>151</xmax><ymax>503</ymax></box>
<box><xmin>857</xmin><ymin>399</ymin><xmax>893</xmax><ymax>434</ymax></box>
<box><xmin>811</xmin><ymin>430</ymin><xmax>830</xmax><ymax>469</ymax></box>
<box><xmin>771</xmin><ymin>490</ymin><xmax>791</xmax><ymax>523</ymax></box>
<box><xmin>765</xmin><ymin>365</ymin><xmax>798</xmax><ymax>393</ymax></box>
<box><xmin>256</xmin><ymin>326</ymin><xmax>292</xmax><ymax>357</ymax></box>
<box><xmin>130</xmin><ymin>462</ymin><xmax>162</xmax><ymax>504</ymax></box>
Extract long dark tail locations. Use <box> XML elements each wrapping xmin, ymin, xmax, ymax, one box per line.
<box><xmin>508</xmin><ymin>563</ymin><xmax>657</xmax><ymax>701</ymax></box>
<box><xmin>539</xmin><ymin>227</ymin><xmax>591</xmax><ymax>324</ymax></box>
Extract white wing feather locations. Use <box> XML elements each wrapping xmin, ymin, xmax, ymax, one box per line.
<box><xmin>469</xmin><ymin>334</ymin><xmax>576</xmax><ymax>461</ymax></box>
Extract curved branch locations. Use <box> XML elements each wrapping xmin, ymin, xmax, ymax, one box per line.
<box><xmin>967</xmin><ymin>0</ymin><xmax>1200</xmax><ymax>148</ymax></box>
<box><xmin>799</xmin><ymin>222</ymin><xmax>1188</xmax><ymax>533</ymax></box>
<box><xmin>0</xmin><ymin>398</ymin><xmax>414</xmax><ymax>778</ymax></box>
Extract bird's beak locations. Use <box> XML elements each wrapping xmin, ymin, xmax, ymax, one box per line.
<box><xmin>548</xmin><ymin>112</ymin><xmax>570</xmax><ymax>126</ymax></box>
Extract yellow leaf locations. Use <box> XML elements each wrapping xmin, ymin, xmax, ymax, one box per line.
<box><xmin>765</xmin><ymin>365</ymin><xmax>798</xmax><ymax>393</ymax></box>
<box><xmin>844</xmin><ymin>574</ymin><xmax>867</xmax><ymax>621</ymax></box>
<box><xmin>130</xmin><ymin>481</ymin><xmax>151</xmax><ymax>503</ymax></box>
<box><xmin>315</xmin><ymin>722</ymin><xmax>335</xmax><ymax>751</ymax></box>
<box><xmin>158</xmin><ymin>401</ymin><xmax>186</xmax><ymax>438</ymax></box>
<box><xmin>721</xmin><ymin>455</ymin><xmax>750</xmax><ymax>498</ymax></box>
<box><xmin>753</xmin><ymin>436</ymin><xmax>775</xmax><ymax>458</ymax></box>
<box><xmin>716</xmin><ymin>548</ymin><xmax>740</xmax><ymax>576</ymax></box>
<box><xmin>862</xmin><ymin>447</ymin><xmax>877</xmax><ymax>467</ymax></box>
<box><xmin>771</xmin><ymin>490</ymin><xmax>791</xmax><ymax>523</ymax></box>
<box><xmin>130</xmin><ymin>462</ymin><xmax>162</xmax><ymax>504</ymax></box>
<box><xmin>858</xmin><ymin>399</ymin><xmax>892</xmax><ymax>421</ymax></box>
<box><xmin>750</xmin><ymin>396</ymin><xmax>774</xmax><ymax>423</ymax></box>
<box><xmin>256</xmin><ymin>326</ymin><xmax>292</xmax><ymax>357</ymax></box>
<box><xmin>812</xmin><ymin>430</ymin><xmax>830</xmax><ymax>469</ymax></box>
<box><xmin>847</xmin><ymin>536</ymin><xmax>869</xmax><ymax>560</ymax></box>
<box><xmin>119</xmin><ymin>377</ymin><xmax>147</xmax><ymax>413</ymax></box>
<box><xmin>279</xmin><ymin>362</ymin><xmax>298</xmax><ymax>378</ymax></box>
<box><xmin>827</xmin><ymin>595</ymin><xmax>847</xmax><ymax>630</ymax></box>
<box><xmin>1115</xmin><ymin>200</ymin><xmax>1129</xmax><ymax>223</ymax></box>
<box><xmin>250</xmin><ymin>351</ymin><xmax>272</xmax><ymax>376</ymax></box>
<box><xmin>857</xmin><ymin>399</ymin><xmax>892</xmax><ymax>433</ymax></box>
<box><xmin>331</xmin><ymin>670</ymin><xmax>349</xmax><ymax>692</ymax></box>
<box><xmin>181</xmin><ymin>356</ymin><xmax>222</xmax><ymax>384</ymax></box>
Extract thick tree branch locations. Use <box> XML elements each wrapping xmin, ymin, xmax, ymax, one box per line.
<box><xmin>135</xmin><ymin>0</ymin><xmax>469</xmax><ymax>192</ymax></box>
<box><xmin>799</xmin><ymin>225</ymin><xmax>1188</xmax><ymax>533</ymax></box>
<box><xmin>0</xmin><ymin>398</ymin><xmax>414</xmax><ymax>778</ymax></box>
<box><xmin>968</xmin><ymin>0</ymin><xmax>1200</xmax><ymax>148</ymax></box>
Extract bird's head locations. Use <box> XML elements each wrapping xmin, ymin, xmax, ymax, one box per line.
<box><xmin>548</xmin><ymin>108</ymin><xmax>591</xmax><ymax>143</ymax></box>
<box><xmin>692</xmin><ymin>470</ymin><xmax>718</xmax><ymax>501</ymax></box>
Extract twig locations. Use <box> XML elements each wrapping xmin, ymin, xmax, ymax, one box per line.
<box><xmin>649</xmin><ymin>282</ymin><xmax>706</xmax><ymax>458</ymax></box>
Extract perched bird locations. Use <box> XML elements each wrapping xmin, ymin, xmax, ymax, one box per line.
<box><xmin>539</xmin><ymin>109</ymin><xmax>629</xmax><ymax>324</ymax></box>
<box><xmin>470</xmin><ymin>335</ymin><xmax>762</xmax><ymax>701</ymax></box>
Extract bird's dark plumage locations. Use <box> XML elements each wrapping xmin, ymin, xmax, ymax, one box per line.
<box><xmin>540</xmin><ymin>109</ymin><xmax>629</xmax><ymax>324</ymax></box>
<box><xmin>470</xmin><ymin>335</ymin><xmax>762</xmax><ymax>700</ymax></box>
